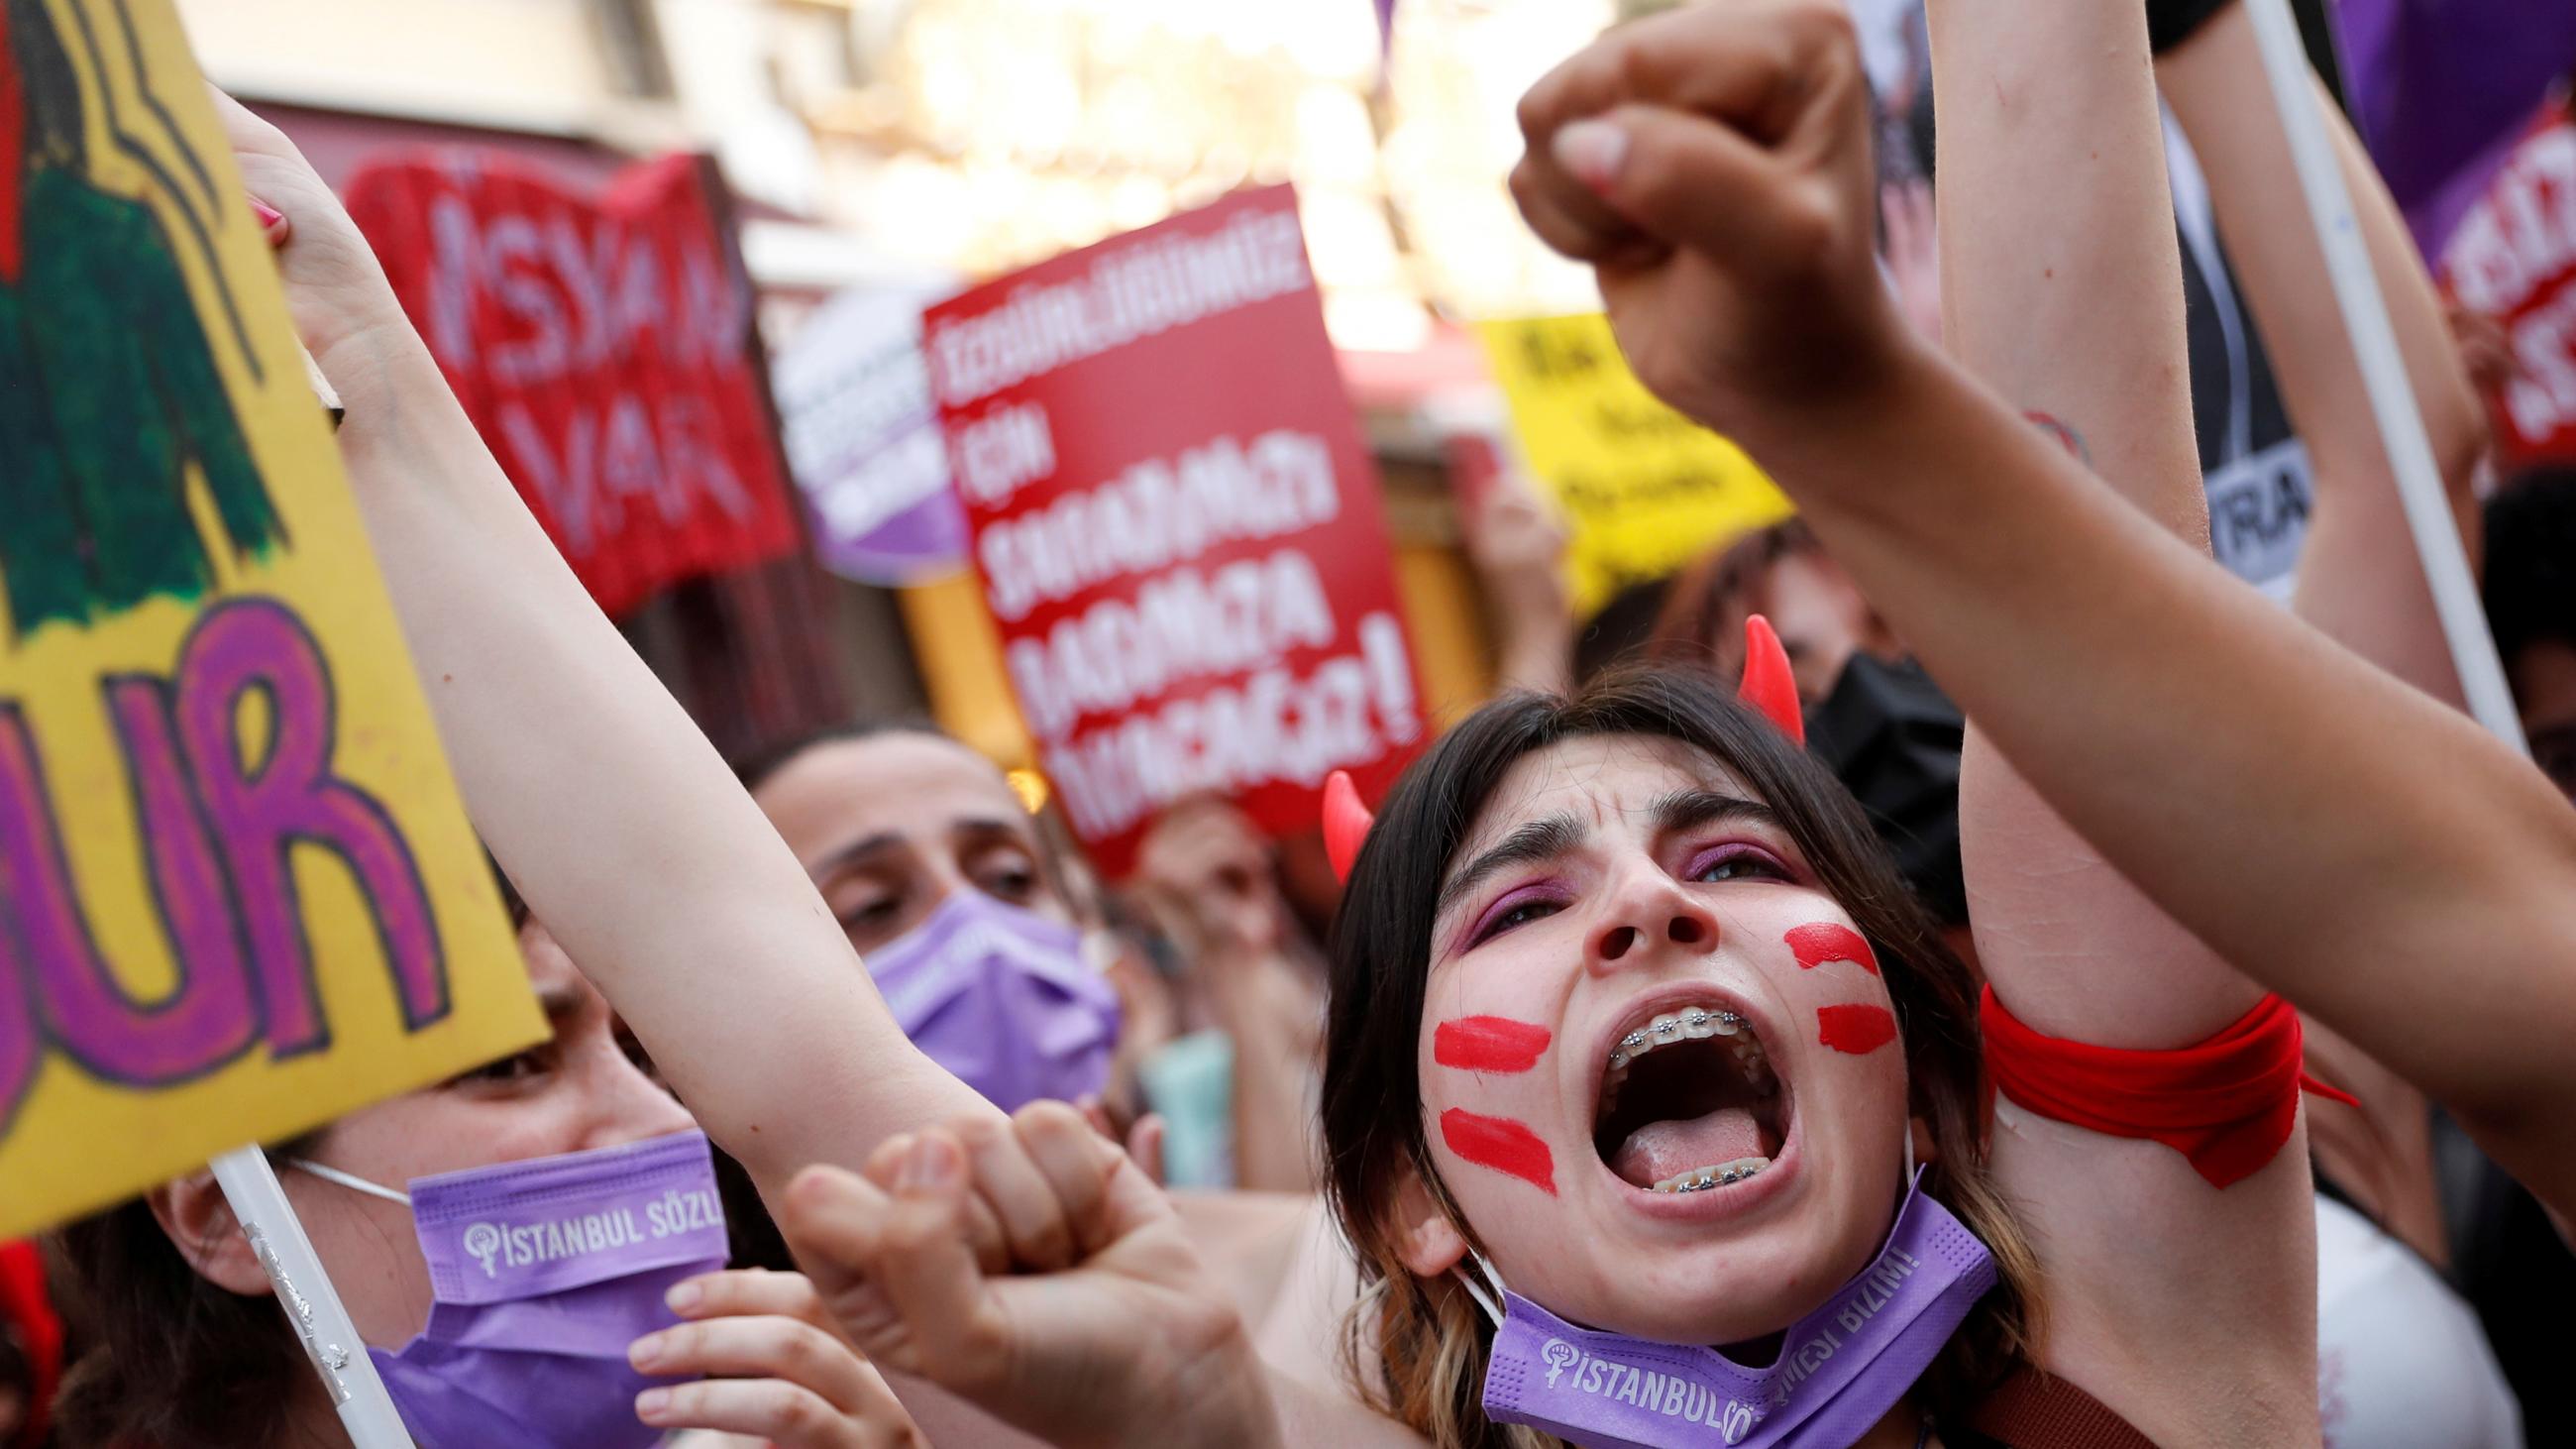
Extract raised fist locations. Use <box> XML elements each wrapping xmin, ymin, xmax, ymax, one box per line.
<box><xmin>1510</xmin><ymin>0</ymin><xmax>1904</xmax><ymax>437</ymax></box>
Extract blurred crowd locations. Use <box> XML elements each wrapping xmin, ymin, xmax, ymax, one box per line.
<box><xmin>8</xmin><ymin>0</ymin><xmax>2576</xmax><ymax>1447</ymax></box>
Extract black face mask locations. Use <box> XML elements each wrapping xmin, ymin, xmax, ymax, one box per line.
<box><xmin>1805</xmin><ymin>653</ymin><xmax>1968</xmax><ymax>928</ymax></box>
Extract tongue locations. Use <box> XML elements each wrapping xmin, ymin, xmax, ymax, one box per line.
<box><xmin>1610</xmin><ymin>1106</ymin><xmax>1768</xmax><ymax>1188</ymax></box>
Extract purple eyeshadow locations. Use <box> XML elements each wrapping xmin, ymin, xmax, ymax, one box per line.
<box><xmin>1460</xmin><ymin>879</ymin><xmax>1564</xmax><ymax>950</ymax></box>
<box><xmin>1681</xmin><ymin>840</ymin><xmax>1796</xmax><ymax>883</ymax></box>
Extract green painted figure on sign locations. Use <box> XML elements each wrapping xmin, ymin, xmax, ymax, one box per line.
<box><xmin>0</xmin><ymin>0</ymin><xmax>280</xmax><ymax>640</ymax></box>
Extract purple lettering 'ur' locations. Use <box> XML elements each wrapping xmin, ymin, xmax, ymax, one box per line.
<box><xmin>0</xmin><ymin>598</ymin><xmax>451</xmax><ymax>1136</ymax></box>
<box><xmin>0</xmin><ymin>692</ymin><xmax>260</xmax><ymax>1132</ymax></box>
<box><xmin>175</xmin><ymin>600</ymin><xmax>448</xmax><ymax>1053</ymax></box>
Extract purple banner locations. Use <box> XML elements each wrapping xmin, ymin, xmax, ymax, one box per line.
<box><xmin>774</xmin><ymin>282</ymin><xmax>971</xmax><ymax>586</ymax></box>
<box><xmin>2333</xmin><ymin>0</ymin><xmax>2576</xmax><ymax>254</ymax></box>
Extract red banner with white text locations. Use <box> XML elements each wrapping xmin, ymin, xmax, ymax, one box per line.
<box><xmin>344</xmin><ymin>152</ymin><xmax>802</xmax><ymax>614</ymax></box>
<box><xmin>927</xmin><ymin>185</ymin><xmax>1426</xmax><ymax>876</ymax></box>
<box><xmin>2441</xmin><ymin>94</ymin><xmax>2576</xmax><ymax>469</ymax></box>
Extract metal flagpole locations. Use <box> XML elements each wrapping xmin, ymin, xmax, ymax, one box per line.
<box><xmin>209</xmin><ymin>1147</ymin><xmax>416</xmax><ymax>1448</ymax></box>
<box><xmin>2238</xmin><ymin>0</ymin><xmax>2530</xmax><ymax>753</ymax></box>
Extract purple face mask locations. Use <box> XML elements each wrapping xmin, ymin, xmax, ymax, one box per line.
<box><xmin>1474</xmin><ymin>1169</ymin><xmax>1996</xmax><ymax>1449</ymax></box>
<box><xmin>295</xmin><ymin>1129</ymin><xmax>729</xmax><ymax>1449</ymax></box>
<box><xmin>866</xmin><ymin>889</ymin><xmax>1121</xmax><ymax>1112</ymax></box>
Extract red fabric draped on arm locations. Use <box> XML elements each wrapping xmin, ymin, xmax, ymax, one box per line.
<box><xmin>1981</xmin><ymin>986</ymin><xmax>2359</xmax><ymax>1188</ymax></box>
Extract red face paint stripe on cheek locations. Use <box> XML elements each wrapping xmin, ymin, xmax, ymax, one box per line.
<box><xmin>1817</xmin><ymin>1004</ymin><xmax>1897</xmax><ymax>1055</ymax></box>
<box><xmin>1440</xmin><ymin>1109</ymin><xmax>1556</xmax><ymax>1194</ymax></box>
<box><xmin>1434</xmin><ymin>1016</ymin><xmax>1552</xmax><ymax>1072</ymax></box>
<box><xmin>1786</xmin><ymin>922</ymin><xmax>1878</xmax><ymax>975</ymax></box>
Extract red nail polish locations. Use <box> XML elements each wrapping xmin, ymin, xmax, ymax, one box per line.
<box><xmin>249</xmin><ymin>196</ymin><xmax>287</xmax><ymax>235</ymax></box>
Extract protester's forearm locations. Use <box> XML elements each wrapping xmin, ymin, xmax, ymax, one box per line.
<box><xmin>2160</xmin><ymin>7</ymin><xmax>2485</xmax><ymax>706</ymax></box>
<box><xmin>1215</xmin><ymin>961</ymin><xmax>1322</xmax><ymax>1193</ymax></box>
<box><xmin>2160</xmin><ymin>10</ymin><xmax>2472</xmax><ymax>1261</ymax></box>
<box><xmin>1927</xmin><ymin>0</ymin><xmax>2260</xmax><ymax>1048</ymax></box>
<box><xmin>1495</xmin><ymin>630</ymin><xmax>1574</xmax><ymax>700</ymax></box>
<box><xmin>1928</xmin><ymin>0</ymin><xmax>2203</xmax><ymax>537</ymax></box>
<box><xmin>1745</xmin><ymin>349</ymin><xmax>2576</xmax><ymax>1211</ymax></box>
<box><xmin>1229</xmin><ymin>1063</ymin><xmax>1315</xmax><ymax>1195</ymax></box>
<box><xmin>1925</xmin><ymin>17</ymin><xmax>2319</xmax><ymax>1430</ymax></box>
<box><xmin>330</xmin><ymin>337</ymin><xmax>995</xmax><ymax>1185</ymax></box>
<box><xmin>1483</xmin><ymin>551</ymin><xmax>1577</xmax><ymax>697</ymax></box>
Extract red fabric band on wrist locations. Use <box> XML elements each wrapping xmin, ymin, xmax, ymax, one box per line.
<box><xmin>1980</xmin><ymin>986</ymin><xmax>2359</xmax><ymax>1189</ymax></box>
<box><xmin>0</xmin><ymin>1238</ymin><xmax>60</xmax><ymax>1446</ymax></box>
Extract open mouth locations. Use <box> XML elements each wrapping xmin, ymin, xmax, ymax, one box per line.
<box><xmin>1594</xmin><ymin>1003</ymin><xmax>1790</xmax><ymax>1194</ymax></box>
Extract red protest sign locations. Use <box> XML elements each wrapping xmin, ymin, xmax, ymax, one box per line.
<box><xmin>344</xmin><ymin>153</ymin><xmax>802</xmax><ymax>615</ymax></box>
<box><xmin>927</xmin><ymin>185</ymin><xmax>1427</xmax><ymax>876</ymax></box>
<box><xmin>2442</xmin><ymin>94</ymin><xmax>2576</xmax><ymax>468</ymax></box>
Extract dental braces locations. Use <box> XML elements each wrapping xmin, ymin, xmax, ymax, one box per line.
<box><xmin>1669</xmin><ymin>1162</ymin><xmax>1765</xmax><ymax>1192</ymax></box>
<box><xmin>1621</xmin><ymin>1010</ymin><xmax>1744</xmax><ymax>1051</ymax></box>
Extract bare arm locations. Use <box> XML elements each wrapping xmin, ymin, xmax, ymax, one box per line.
<box><xmin>1464</xmin><ymin>481</ymin><xmax>1577</xmax><ymax>698</ymax></box>
<box><xmin>2158</xmin><ymin>2</ymin><xmax>2488</xmax><ymax>1264</ymax></box>
<box><xmin>218</xmin><ymin>97</ymin><xmax>997</xmax><ymax>1200</ymax></box>
<box><xmin>1745</xmin><ymin>357</ymin><xmax>2576</xmax><ymax>1225</ymax></box>
<box><xmin>1927</xmin><ymin>0</ymin><xmax>2238</xmax><ymax>1034</ymax></box>
<box><xmin>1210</xmin><ymin>964</ymin><xmax>1326</xmax><ymax>1194</ymax></box>
<box><xmin>1926</xmin><ymin>4</ymin><xmax>2314</xmax><ymax>1438</ymax></box>
<box><xmin>2159</xmin><ymin>2</ymin><xmax>2488</xmax><ymax>703</ymax></box>
<box><xmin>1135</xmin><ymin>804</ymin><xmax>1325</xmax><ymax>1193</ymax></box>
<box><xmin>1503</xmin><ymin>0</ymin><xmax>2576</xmax><ymax>1284</ymax></box>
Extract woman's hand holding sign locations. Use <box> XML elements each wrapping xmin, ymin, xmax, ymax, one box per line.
<box><xmin>209</xmin><ymin>91</ymin><xmax>417</xmax><ymax>399</ymax></box>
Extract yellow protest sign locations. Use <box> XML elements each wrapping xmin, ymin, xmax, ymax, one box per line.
<box><xmin>1478</xmin><ymin>314</ymin><xmax>1794</xmax><ymax>616</ymax></box>
<box><xmin>0</xmin><ymin>0</ymin><xmax>541</xmax><ymax>1237</ymax></box>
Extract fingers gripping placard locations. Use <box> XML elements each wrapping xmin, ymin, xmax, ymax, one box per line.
<box><xmin>0</xmin><ymin>0</ymin><xmax>540</xmax><ymax>1237</ymax></box>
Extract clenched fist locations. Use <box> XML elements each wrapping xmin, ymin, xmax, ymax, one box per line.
<box><xmin>1511</xmin><ymin>0</ymin><xmax>1906</xmax><ymax>438</ymax></box>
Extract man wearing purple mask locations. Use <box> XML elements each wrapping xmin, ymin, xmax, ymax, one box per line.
<box><xmin>739</xmin><ymin>724</ymin><xmax>1126</xmax><ymax>1120</ymax></box>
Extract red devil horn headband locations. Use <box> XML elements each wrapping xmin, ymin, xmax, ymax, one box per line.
<box><xmin>1323</xmin><ymin>770</ymin><xmax>1372</xmax><ymax>884</ymax></box>
<box><xmin>1738</xmin><ymin>613</ymin><xmax>1805</xmax><ymax>746</ymax></box>
<box><xmin>1319</xmin><ymin>615</ymin><xmax>1806</xmax><ymax>884</ymax></box>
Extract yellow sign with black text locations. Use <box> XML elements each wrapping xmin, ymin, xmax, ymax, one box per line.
<box><xmin>1479</xmin><ymin>314</ymin><xmax>1794</xmax><ymax>616</ymax></box>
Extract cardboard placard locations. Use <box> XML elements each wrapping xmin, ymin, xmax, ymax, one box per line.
<box><xmin>0</xmin><ymin>0</ymin><xmax>541</xmax><ymax>1238</ymax></box>
<box><xmin>1477</xmin><ymin>314</ymin><xmax>1794</xmax><ymax>616</ymax></box>
<box><xmin>926</xmin><ymin>185</ymin><xmax>1426</xmax><ymax>875</ymax></box>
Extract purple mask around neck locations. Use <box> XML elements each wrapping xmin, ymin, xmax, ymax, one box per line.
<box><xmin>296</xmin><ymin>1129</ymin><xmax>730</xmax><ymax>1449</ymax></box>
<box><xmin>1476</xmin><ymin>1170</ymin><xmax>1996</xmax><ymax>1449</ymax></box>
<box><xmin>865</xmin><ymin>889</ymin><xmax>1121</xmax><ymax>1112</ymax></box>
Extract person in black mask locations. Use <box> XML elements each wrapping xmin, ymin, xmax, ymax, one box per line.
<box><xmin>1651</xmin><ymin>519</ymin><xmax>1972</xmax><ymax>948</ymax></box>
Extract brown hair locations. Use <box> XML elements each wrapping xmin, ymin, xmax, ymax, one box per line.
<box><xmin>1318</xmin><ymin>667</ymin><xmax>2037</xmax><ymax>1446</ymax></box>
<box><xmin>45</xmin><ymin>1136</ymin><xmax>321</xmax><ymax>1449</ymax></box>
<box><xmin>1647</xmin><ymin>518</ymin><xmax>1825</xmax><ymax>672</ymax></box>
